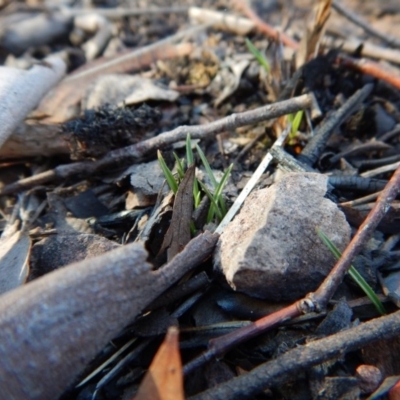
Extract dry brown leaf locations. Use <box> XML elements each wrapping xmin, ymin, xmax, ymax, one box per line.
<box><xmin>160</xmin><ymin>165</ymin><xmax>195</xmax><ymax>261</ymax></box>
<box><xmin>390</xmin><ymin>380</ymin><xmax>400</xmax><ymax>400</ymax></box>
<box><xmin>0</xmin><ymin>121</ymin><xmax>69</xmax><ymax>159</ymax></box>
<box><xmin>134</xmin><ymin>326</ymin><xmax>184</xmax><ymax>400</ymax></box>
<box><xmin>83</xmin><ymin>74</ymin><xmax>179</xmax><ymax>109</ymax></box>
<box><xmin>34</xmin><ymin>33</ymin><xmax>195</xmax><ymax>123</ymax></box>
<box><xmin>296</xmin><ymin>0</ymin><xmax>332</xmax><ymax>69</ymax></box>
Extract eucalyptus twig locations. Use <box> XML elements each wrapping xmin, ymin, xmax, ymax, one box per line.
<box><xmin>189</xmin><ymin>310</ymin><xmax>400</xmax><ymax>400</ymax></box>
<box><xmin>183</xmin><ymin>163</ymin><xmax>400</xmax><ymax>375</ymax></box>
<box><xmin>338</xmin><ymin>55</ymin><xmax>400</xmax><ymax>90</ymax></box>
<box><xmin>0</xmin><ymin>94</ymin><xmax>313</xmax><ymax>196</ymax></box>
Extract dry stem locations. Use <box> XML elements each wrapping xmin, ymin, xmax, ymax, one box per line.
<box><xmin>0</xmin><ymin>94</ymin><xmax>313</xmax><ymax>195</ymax></box>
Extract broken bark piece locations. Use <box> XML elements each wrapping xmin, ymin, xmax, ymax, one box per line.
<box><xmin>214</xmin><ymin>173</ymin><xmax>351</xmax><ymax>302</ymax></box>
<box><xmin>0</xmin><ymin>230</ymin><xmax>218</xmax><ymax>400</ymax></box>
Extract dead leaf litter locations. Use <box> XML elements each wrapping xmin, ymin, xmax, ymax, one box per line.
<box><xmin>0</xmin><ymin>0</ymin><xmax>400</xmax><ymax>399</ymax></box>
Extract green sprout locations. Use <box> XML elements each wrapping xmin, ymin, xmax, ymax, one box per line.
<box><xmin>289</xmin><ymin>110</ymin><xmax>303</xmax><ymax>137</ymax></box>
<box><xmin>245</xmin><ymin>38</ymin><xmax>270</xmax><ymax>74</ymax></box>
<box><xmin>316</xmin><ymin>228</ymin><xmax>386</xmax><ymax>316</ymax></box>
<box><xmin>158</xmin><ymin>134</ymin><xmax>232</xmax><ymax>225</ymax></box>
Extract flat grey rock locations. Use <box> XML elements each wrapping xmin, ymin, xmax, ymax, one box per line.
<box><xmin>214</xmin><ymin>173</ymin><xmax>351</xmax><ymax>301</ymax></box>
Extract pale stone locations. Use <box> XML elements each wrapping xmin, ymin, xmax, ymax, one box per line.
<box><xmin>214</xmin><ymin>173</ymin><xmax>351</xmax><ymax>301</ymax></box>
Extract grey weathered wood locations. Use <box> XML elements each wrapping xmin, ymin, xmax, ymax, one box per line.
<box><xmin>0</xmin><ymin>231</ymin><xmax>218</xmax><ymax>400</ymax></box>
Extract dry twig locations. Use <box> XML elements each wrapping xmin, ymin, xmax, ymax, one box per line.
<box><xmin>189</xmin><ymin>310</ymin><xmax>400</xmax><ymax>399</ymax></box>
<box><xmin>233</xmin><ymin>0</ymin><xmax>299</xmax><ymax>49</ymax></box>
<box><xmin>0</xmin><ymin>94</ymin><xmax>313</xmax><ymax>195</ymax></box>
<box><xmin>338</xmin><ymin>55</ymin><xmax>400</xmax><ymax>91</ymax></box>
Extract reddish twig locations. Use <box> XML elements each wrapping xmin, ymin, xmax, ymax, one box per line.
<box><xmin>338</xmin><ymin>55</ymin><xmax>400</xmax><ymax>90</ymax></box>
<box><xmin>311</xmin><ymin>162</ymin><xmax>400</xmax><ymax>309</ymax></box>
<box><xmin>233</xmin><ymin>0</ymin><xmax>299</xmax><ymax>49</ymax></box>
<box><xmin>183</xmin><ymin>162</ymin><xmax>400</xmax><ymax>375</ymax></box>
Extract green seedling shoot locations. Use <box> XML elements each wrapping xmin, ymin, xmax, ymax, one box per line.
<box><xmin>245</xmin><ymin>38</ymin><xmax>270</xmax><ymax>74</ymax></box>
<box><xmin>158</xmin><ymin>134</ymin><xmax>232</xmax><ymax>225</ymax></box>
<box><xmin>316</xmin><ymin>228</ymin><xmax>386</xmax><ymax>316</ymax></box>
<box><xmin>289</xmin><ymin>110</ymin><xmax>303</xmax><ymax>138</ymax></box>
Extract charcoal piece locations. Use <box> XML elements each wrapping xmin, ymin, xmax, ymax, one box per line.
<box><xmin>314</xmin><ymin>298</ymin><xmax>353</xmax><ymax>337</ymax></box>
<box><xmin>62</xmin><ymin>104</ymin><xmax>161</xmax><ymax>160</ymax></box>
<box><xmin>64</xmin><ymin>189</ymin><xmax>108</xmax><ymax>218</ymax></box>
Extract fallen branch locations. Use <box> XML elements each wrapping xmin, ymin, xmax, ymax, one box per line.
<box><xmin>0</xmin><ymin>231</ymin><xmax>218</xmax><ymax>400</ymax></box>
<box><xmin>0</xmin><ymin>93</ymin><xmax>313</xmax><ymax>195</ymax></box>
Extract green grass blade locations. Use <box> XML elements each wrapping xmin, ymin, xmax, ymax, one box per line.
<box><xmin>193</xmin><ymin>176</ymin><xmax>201</xmax><ymax>208</ymax></box>
<box><xmin>195</xmin><ymin>144</ymin><xmax>218</xmax><ymax>188</ymax></box>
<box><xmin>245</xmin><ymin>38</ymin><xmax>270</xmax><ymax>73</ymax></box>
<box><xmin>214</xmin><ymin>164</ymin><xmax>233</xmax><ymax>216</ymax></box>
<box><xmin>194</xmin><ymin>189</ymin><xmax>202</xmax><ymax>209</ymax></box>
<box><xmin>186</xmin><ymin>134</ymin><xmax>195</xmax><ymax>166</ymax></box>
<box><xmin>157</xmin><ymin>150</ymin><xmax>178</xmax><ymax>194</ymax></box>
<box><xmin>198</xmin><ymin>180</ymin><xmax>223</xmax><ymax>221</ymax></box>
<box><xmin>290</xmin><ymin>110</ymin><xmax>303</xmax><ymax>137</ymax></box>
<box><xmin>173</xmin><ymin>152</ymin><xmax>185</xmax><ymax>180</ymax></box>
<box><xmin>347</xmin><ymin>266</ymin><xmax>386</xmax><ymax>316</ymax></box>
<box><xmin>316</xmin><ymin>228</ymin><xmax>386</xmax><ymax>315</ymax></box>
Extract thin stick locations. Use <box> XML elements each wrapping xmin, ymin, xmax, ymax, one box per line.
<box><xmin>339</xmin><ymin>191</ymin><xmax>382</xmax><ymax>207</ymax></box>
<box><xmin>216</xmin><ymin>124</ymin><xmax>291</xmax><ymax>234</ymax></box>
<box><xmin>233</xmin><ymin>0</ymin><xmax>299</xmax><ymax>49</ymax></box>
<box><xmin>0</xmin><ymin>94</ymin><xmax>313</xmax><ymax>195</ymax></box>
<box><xmin>189</xmin><ymin>310</ymin><xmax>400</xmax><ymax>400</ymax></box>
<box><xmin>332</xmin><ymin>0</ymin><xmax>400</xmax><ymax>48</ymax></box>
<box><xmin>299</xmin><ymin>83</ymin><xmax>374</xmax><ymax>166</ymax></box>
<box><xmin>339</xmin><ymin>55</ymin><xmax>400</xmax><ymax>91</ymax></box>
<box><xmin>62</xmin><ymin>6</ymin><xmax>189</xmax><ymax>19</ymax></box>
